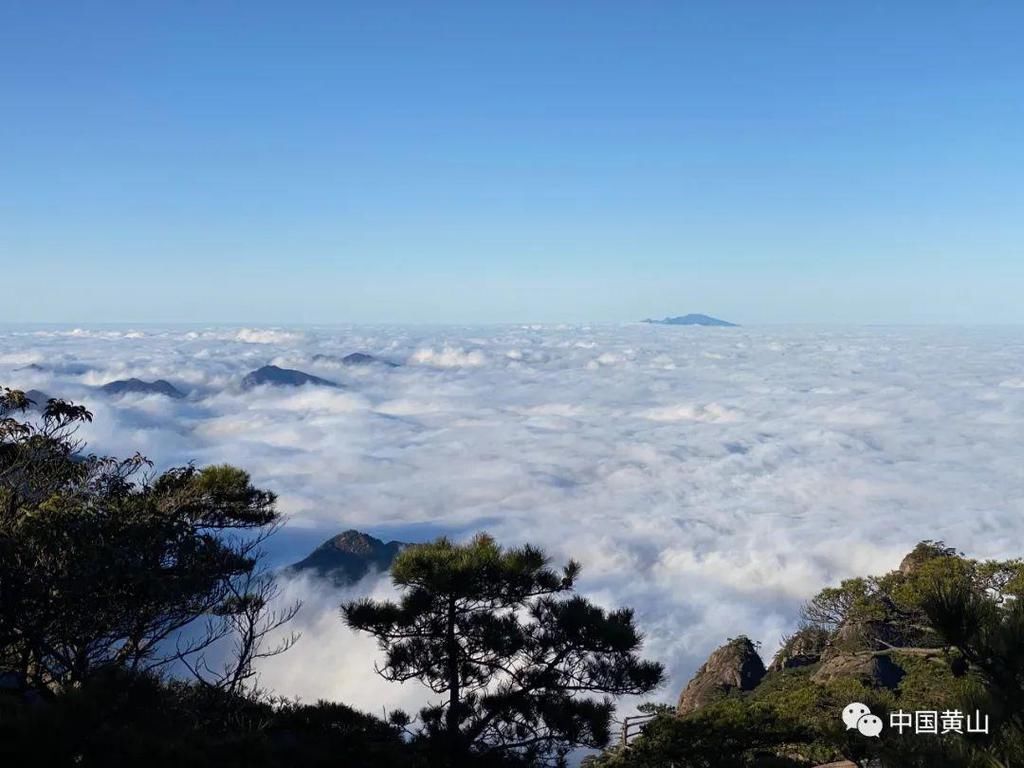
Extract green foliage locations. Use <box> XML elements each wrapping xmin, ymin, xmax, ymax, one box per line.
<box><xmin>344</xmin><ymin>533</ymin><xmax>664</xmax><ymax>767</ymax></box>
<box><xmin>1</xmin><ymin>387</ymin><xmax>438</xmax><ymax>765</ymax></box>
<box><xmin>593</xmin><ymin>701</ymin><xmax>811</xmax><ymax>768</ymax></box>
<box><xmin>800</xmin><ymin>541</ymin><xmax>1024</xmax><ymax>655</ymax></box>
<box><xmin>921</xmin><ymin>573</ymin><xmax>1024</xmax><ymax>765</ymax></box>
<box><xmin>594</xmin><ymin>541</ymin><xmax>1024</xmax><ymax>768</ymax></box>
<box><xmin>889</xmin><ymin>651</ymin><xmax>969</xmax><ymax>712</ymax></box>
<box><xmin>0</xmin><ymin>387</ymin><xmax>293</xmax><ymax>690</ymax></box>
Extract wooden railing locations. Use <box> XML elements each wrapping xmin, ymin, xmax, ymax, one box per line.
<box><xmin>617</xmin><ymin>712</ymin><xmax>657</xmax><ymax>747</ymax></box>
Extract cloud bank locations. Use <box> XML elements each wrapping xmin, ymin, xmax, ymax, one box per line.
<box><xmin>2</xmin><ymin>323</ymin><xmax>1023</xmax><ymax>712</ymax></box>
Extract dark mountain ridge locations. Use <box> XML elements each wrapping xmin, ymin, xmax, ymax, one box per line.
<box><xmin>287</xmin><ymin>530</ymin><xmax>405</xmax><ymax>585</ymax></box>
<box><xmin>643</xmin><ymin>314</ymin><xmax>738</xmax><ymax>327</ymax></box>
<box><xmin>100</xmin><ymin>378</ymin><xmax>185</xmax><ymax>398</ymax></box>
<box><xmin>23</xmin><ymin>389</ymin><xmax>53</xmax><ymax>411</ymax></box>
<box><xmin>241</xmin><ymin>365</ymin><xmax>339</xmax><ymax>390</ymax></box>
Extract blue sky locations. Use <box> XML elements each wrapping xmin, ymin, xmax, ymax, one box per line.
<box><xmin>2</xmin><ymin>2</ymin><xmax>1021</xmax><ymax>324</ymax></box>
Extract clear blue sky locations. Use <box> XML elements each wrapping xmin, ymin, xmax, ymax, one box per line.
<box><xmin>2</xmin><ymin>2</ymin><xmax>1022</xmax><ymax>324</ymax></box>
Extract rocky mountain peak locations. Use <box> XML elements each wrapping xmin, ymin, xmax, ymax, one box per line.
<box><xmin>240</xmin><ymin>365</ymin><xmax>338</xmax><ymax>390</ymax></box>
<box><xmin>100</xmin><ymin>378</ymin><xmax>185</xmax><ymax>398</ymax></box>
<box><xmin>676</xmin><ymin>636</ymin><xmax>765</xmax><ymax>715</ymax></box>
<box><xmin>318</xmin><ymin>530</ymin><xmax>386</xmax><ymax>556</ymax></box>
<box><xmin>288</xmin><ymin>529</ymin><xmax>406</xmax><ymax>586</ymax></box>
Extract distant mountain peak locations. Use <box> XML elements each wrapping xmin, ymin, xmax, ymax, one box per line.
<box><xmin>317</xmin><ymin>530</ymin><xmax>390</xmax><ymax>556</ymax></box>
<box><xmin>643</xmin><ymin>314</ymin><xmax>738</xmax><ymax>327</ymax></box>
<box><xmin>288</xmin><ymin>529</ymin><xmax>406</xmax><ymax>586</ymax></box>
<box><xmin>342</xmin><ymin>352</ymin><xmax>393</xmax><ymax>366</ymax></box>
<box><xmin>241</xmin><ymin>365</ymin><xmax>339</xmax><ymax>390</ymax></box>
<box><xmin>23</xmin><ymin>389</ymin><xmax>53</xmax><ymax>411</ymax></box>
<box><xmin>100</xmin><ymin>378</ymin><xmax>185</xmax><ymax>398</ymax></box>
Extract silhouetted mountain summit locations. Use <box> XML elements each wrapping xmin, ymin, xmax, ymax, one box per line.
<box><xmin>312</xmin><ymin>352</ymin><xmax>399</xmax><ymax>367</ymax></box>
<box><xmin>241</xmin><ymin>365</ymin><xmax>338</xmax><ymax>390</ymax></box>
<box><xmin>287</xmin><ymin>530</ymin><xmax>405</xmax><ymax>585</ymax></box>
<box><xmin>101</xmin><ymin>378</ymin><xmax>185</xmax><ymax>398</ymax></box>
<box><xmin>23</xmin><ymin>390</ymin><xmax>53</xmax><ymax>411</ymax></box>
<box><xmin>643</xmin><ymin>314</ymin><xmax>738</xmax><ymax>327</ymax></box>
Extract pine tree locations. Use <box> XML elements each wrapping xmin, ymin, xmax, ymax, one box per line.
<box><xmin>344</xmin><ymin>534</ymin><xmax>664</xmax><ymax>767</ymax></box>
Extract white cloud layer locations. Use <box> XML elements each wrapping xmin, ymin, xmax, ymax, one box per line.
<box><xmin>234</xmin><ymin>328</ymin><xmax>307</xmax><ymax>345</ymax></box>
<box><xmin>410</xmin><ymin>345</ymin><xmax>488</xmax><ymax>368</ymax></box>
<box><xmin>259</xmin><ymin>572</ymin><xmax>437</xmax><ymax>714</ymax></box>
<box><xmin>3</xmin><ymin>323</ymin><xmax>1024</xmax><ymax>714</ymax></box>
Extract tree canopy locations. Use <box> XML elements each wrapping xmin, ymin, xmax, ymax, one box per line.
<box><xmin>0</xmin><ymin>386</ymin><xmax>295</xmax><ymax>692</ymax></box>
<box><xmin>344</xmin><ymin>533</ymin><xmax>665</xmax><ymax>767</ymax></box>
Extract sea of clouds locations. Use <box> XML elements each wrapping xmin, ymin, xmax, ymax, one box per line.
<box><xmin>2</xmin><ymin>323</ymin><xmax>1023</xmax><ymax>717</ymax></box>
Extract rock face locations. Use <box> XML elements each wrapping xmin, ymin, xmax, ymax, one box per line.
<box><xmin>100</xmin><ymin>378</ymin><xmax>185</xmax><ymax>398</ymax></box>
<box><xmin>241</xmin><ymin>365</ymin><xmax>338</xmax><ymax>390</ymax></box>
<box><xmin>898</xmin><ymin>541</ymin><xmax>957</xmax><ymax>575</ymax></box>
<box><xmin>811</xmin><ymin>652</ymin><xmax>905</xmax><ymax>689</ymax></box>
<box><xmin>676</xmin><ymin>637</ymin><xmax>766</xmax><ymax>715</ymax></box>
<box><xmin>288</xmin><ymin>530</ymin><xmax>405</xmax><ymax>586</ymax></box>
<box><xmin>643</xmin><ymin>314</ymin><xmax>738</xmax><ymax>327</ymax></box>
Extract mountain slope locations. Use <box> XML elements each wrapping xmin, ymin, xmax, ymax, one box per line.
<box><xmin>100</xmin><ymin>378</ymin><xmax>185</xmax><ymax>398</ymax></box>
<box><xmin>241</xmin><ymin>365</ymin><xmax>339</xmax><ymax>390</ymax></box>
<box><xmin>287</xmin><ymin>530</ymin><xmax>405</xmax><ymax>585</ymax></box>
<box><xmin>643</xmin><ymin>314</ymin><xmax>738</xmax><ymax>327</ymax></box>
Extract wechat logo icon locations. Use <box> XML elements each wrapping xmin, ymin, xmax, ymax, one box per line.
<box><xmin>842</xmin><ymin>702</ymin><xmax>883</xmax><ymax>737</ymax></box>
